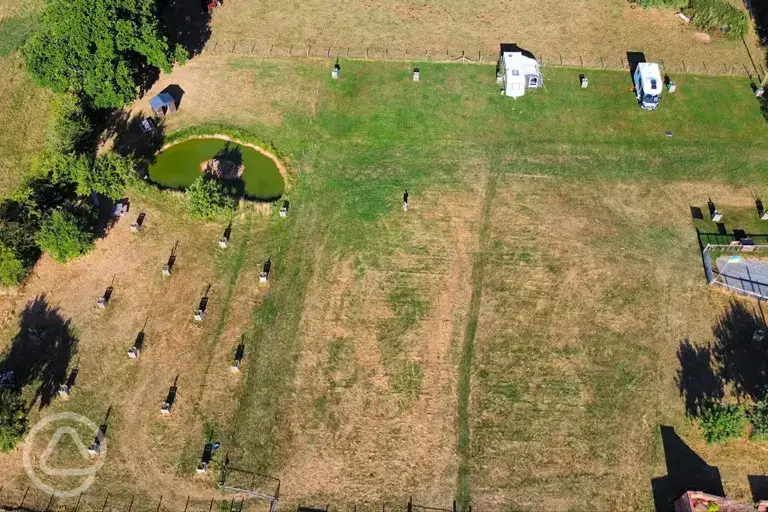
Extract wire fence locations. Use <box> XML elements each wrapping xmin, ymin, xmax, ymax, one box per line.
<box><xmin>0</xmin><ymin>486</ymin><xmax>254</xmax><ymax>512</ymax></box>
<box><xmin>201</xmin><ymin>40</ymin><xmax>762</xmax><ymax>77</ymax></box>
<box><xmin>0</xmin><ymin>486</ymin><xmax>462</xmax><ymax>512</ymax></box>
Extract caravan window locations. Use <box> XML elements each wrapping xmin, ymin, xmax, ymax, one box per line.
<box><xmin>642</xmin><ymin>94</ymin><xmax>659</xmax><ymax>104</ymax></box>
<box><xmin>528</xmin><ymin>77</ymin><xmax>538</xmax><ymax>86</ymax></box>
<box><xmin>512</xmin><ymin>69</ymin><xmax>519</xmax><ymax>76</ymax></box>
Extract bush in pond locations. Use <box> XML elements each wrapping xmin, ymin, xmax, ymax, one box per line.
<box><xmin>187</xmin><ymin>176</ymin><xmax>234</xmax><ymax>220</ymax></box>
<box><xmin>698</xmin><ymin>403</ymin><xmax>745</xmax><ymax>444</ymax></box>
<box><xmin>35</xmin><ymin>205</ymin><xmax>96</xmax><ymax>263</ymax></box>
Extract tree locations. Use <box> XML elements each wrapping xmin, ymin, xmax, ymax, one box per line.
<box><xmin>46</xmin><ymin>94</ymin><xmax>92</xmax><ymax>154</ymax></box>
<box><xmin>39</xmin><ymin>152</ymin><xmax>92</xmax><ymax>190</ymax></box>
<box><xmin>39</xmin><ymin>152</ymin><xmax>134</xmax><ymax>201</ymax></box>
<box><xmin>187</xmin><ymin>176</ymin><xmax>234</xmax><ymax>220</ymax></box>
<box><xmin>35</xmin><ymin>207</ymin><xmax>95</xmax><ymax>263</ymax></box>
<box><xmin>77</xmin><ymin>153</ymin><xmax>135</xmax><ymax>200</ymax></box>
<box><xmin>0</xmin><ymin>388</ymin><xmax>27</xmax><ymax>452</ymax></box>
<box><xmin>23</xmin><ymin>0</ymin><xmax>186</xmax><ymax>108</ymax></box>
<box><xmin>0</xmin><ymin>243</ymin><xmax>25</xmax><ymax>286</ymax></box>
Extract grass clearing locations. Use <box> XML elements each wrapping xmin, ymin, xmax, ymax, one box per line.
<box><xmin>0</xmin><ymin>55</ymin><xmax>54</xmax><ymax>196</ymax></box>
<box><xmin>1</xmin><ymin>55</ymin><xmax>768</xmax><ymax>510</ymax></box>
<box><xmin>208</xmin><ymin>0</ymin><xmax>762</xmax><ymax>71</ymax></box>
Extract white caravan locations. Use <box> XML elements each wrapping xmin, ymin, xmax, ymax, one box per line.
<box><xmin>633</xmin><ymin>62</ymin><xmax>663</xmax><ymax>110</ymax></box>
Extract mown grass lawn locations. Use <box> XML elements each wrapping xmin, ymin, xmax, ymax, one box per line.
<box><xmin>216</xmin><ymin>60</ymin><xmax>768</xmax><ymax>509</ymax></box>
<box><xmin>3</xmin><ymin>56</ymin><xmax>768</xmax><ymax>512</ymax></box>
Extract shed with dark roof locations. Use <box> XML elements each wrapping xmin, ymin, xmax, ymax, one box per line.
<box><xmin>149</xmin><ymin>92</ymin><xmax>177</xmax><ymax>117</ymax></box>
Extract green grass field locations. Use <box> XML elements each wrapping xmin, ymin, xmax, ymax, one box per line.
<box><xmin>3</xmin><ymin>56</ymin><xmax>768</xmax><ymax>511</ymax></box>
<box><xmin>203</xmin><ymin>60</ymin><xmax>768</xmax><ymax>509</ymax></box>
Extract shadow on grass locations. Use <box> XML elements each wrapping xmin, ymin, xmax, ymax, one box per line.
<box><xmin>676</xmin><ymin>299</ymin><xmax>768</xmax><ymax>417</ymax></box>
<box><xmin>0</xmin><ymin>295</ymin><xmax>78</xmax><ymax>409</ymax></box>
<box><xmin>676</xmin><ymin>338</ymin><xmax>723</xmax><ymax>417</ymax></box>
<box><xmin>110</xmin><ymin>111</ymin><xmax>168</xmax><ymax>174</ymax></box>
<box><xmin>651</xmin><ymin>426</ymin><xmax>724</xmax><ymax>512</ymax></box>
<box><xmin>749</xmin><ymin>474</ymin><xmax>768</xmax><ymax>502</ymax></box>
<box><xmin>747</xmin><ymin>0</ymin><xmax>768</xmax><ymax>47</ymax></box>
<box><xmin>711</xmin><ymin>299</ymin><xmax>768</xmax><ymax>402</ymax></box>
<box><xmin>161</xmin><ymin>0</ymin><xmax>212</xmax><ymax>58</ymax></box>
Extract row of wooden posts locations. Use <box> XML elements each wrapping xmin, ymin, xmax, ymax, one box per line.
<box><xmin>202</xmin><ymin>40</ymin><xmax>760</xmax><ymax>78</ymax></box>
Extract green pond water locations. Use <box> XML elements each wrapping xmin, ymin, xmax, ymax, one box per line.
<box><xmin>149</xmin><ymin>138</ymin><xmax>284</xmax><ymax>200</ymax></box>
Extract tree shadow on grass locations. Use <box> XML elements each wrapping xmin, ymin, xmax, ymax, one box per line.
<box><xmin>711</xmin><ymin>299</ymin><xmax>768</xmax><ymax>402</ymax></box>
<box><xmin>110</xmin><ymin>111</ymin><xmax>168</xmax><ymax>175</ymax></box>
<box><xmin>747</xmin><ymin>0</ymin><xmax>768</xmax><ymax>47</ymax></box>
<box><xmin>676</xmin><ymin>299</ymin><xmax>768</xmax><ymax>418</ymax></box>
<box><xmin>0</xmin><ymin>295</ymin><xmax>78</xmax><ymax>409</ymax></box>
<box><xmin>676</xmin><ymin>338</ymin><xmax>724</xmax><ymax>417</ymax></box>
<box><xmin>161</xmin><ymin>0</ymin><xmax>212</xmax><ymax>58</ymax></box>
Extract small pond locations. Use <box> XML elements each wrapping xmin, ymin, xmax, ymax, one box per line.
<box><xmin>149</xmin><ymin>138</ymin><xmax>285</xmax><ymax>200</ymax></box>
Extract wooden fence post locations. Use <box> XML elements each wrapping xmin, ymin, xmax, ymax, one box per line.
<box><xmin>19</xmin><ymin>488</ymin><xmax>29</xmax><ymax>508</ymax></box>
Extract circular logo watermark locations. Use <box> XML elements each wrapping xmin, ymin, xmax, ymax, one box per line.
<box><xmin>22</xmin><ymin>412</ymin><xmax>107</xmax><ymax>497</ymax></box>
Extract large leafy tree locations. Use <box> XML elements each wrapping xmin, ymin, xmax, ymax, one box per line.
<box><xmin>23</xmin><ymin>0</ymin><xmax>186</xmax><ymax>108</ymax></box>
<box><xmin>35</xmin><ymin>206</ymin><xmax>96</xmax><ymax>263</ymax></box>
